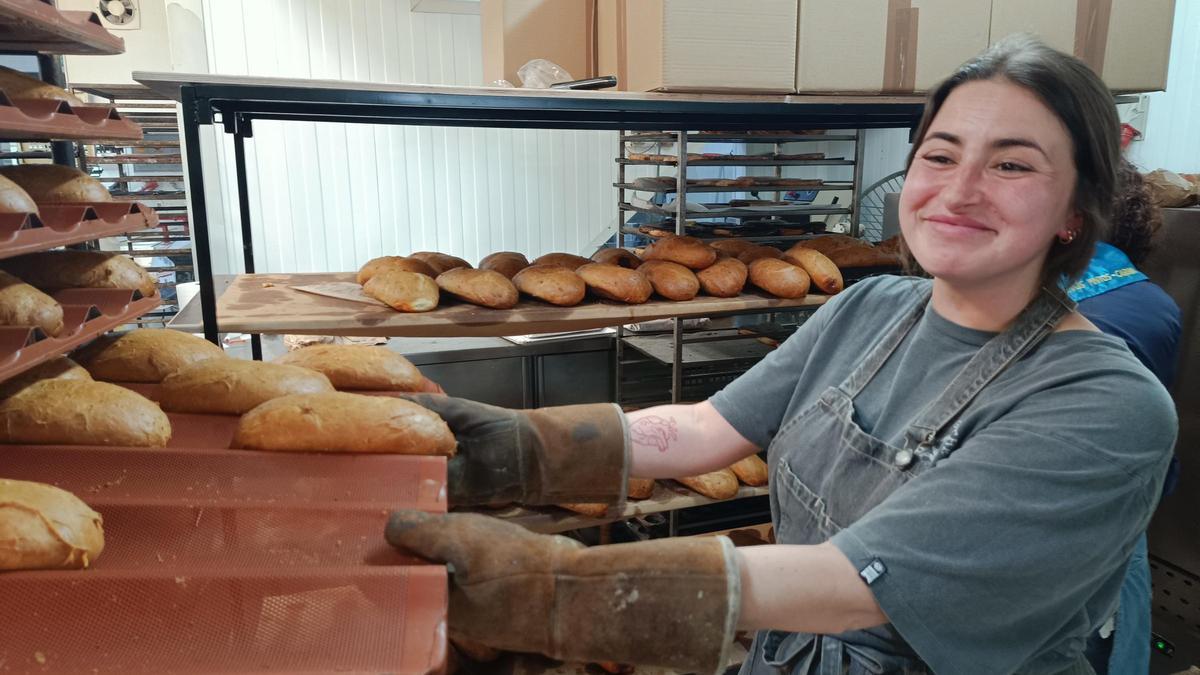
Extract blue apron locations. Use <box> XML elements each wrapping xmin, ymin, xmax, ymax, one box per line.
<box><xmin>1067</xmin><ymin>243</ymin><xmax>1151</xmax><ymax>675</ymax></box>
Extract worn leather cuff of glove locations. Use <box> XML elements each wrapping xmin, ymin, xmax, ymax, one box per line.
<box><xmin>519</xmin><ymin>402</ymin><xmax>630</xmax><ymax>506</ymax></box>
<box><xmin>543</xmin><ymin>535</ymin><xmax>739</xmax><ymax>674</ymax></box>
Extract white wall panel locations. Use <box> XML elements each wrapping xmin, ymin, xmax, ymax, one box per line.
<box><xmin>1126</xmin><ymin>0</ymin><xmax>1200</xmax><ymax>173</ymax></box>
<box><xmin>196</xmin><ymin>0</ymin><xmax>618</xmax><ymax>275</ymax></box>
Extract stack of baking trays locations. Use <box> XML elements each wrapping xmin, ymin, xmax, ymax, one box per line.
<box><xmin>0</xmin><ymin>337</ymin><xmax>449</xmax><ymax>674</ymax></box>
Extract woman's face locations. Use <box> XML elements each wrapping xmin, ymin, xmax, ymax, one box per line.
<box><xmin>900</xmin><ymin>78</ymin><xmax>1080</xmax><ymax>290</ymax></box>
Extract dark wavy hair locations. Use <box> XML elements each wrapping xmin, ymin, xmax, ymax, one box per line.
<box><xmin>1108</xmin><ymin>159</ymin><xmax>1162</xmax><ymax>265</ymax></box>
<box><xmin>899</xmin><ymin>34</ymin><xmax>1121</xmax><ymax>286</ymax></box>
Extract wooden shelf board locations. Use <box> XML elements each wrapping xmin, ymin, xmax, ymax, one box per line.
<box><xmin>216</xmin><ymin>272</ymin><xmax>829</xmax><ymax>337</ymax></box>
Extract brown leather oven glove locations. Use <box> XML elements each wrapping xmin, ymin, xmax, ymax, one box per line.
<box><xmin>386</xmin><ymin>510</ymin><xmax>740</xmax><ymax>675</ymax></box>
<box><xmin>403</xmin><ymin>395</ymin><xmax>630</xmax><ymax>507</ymax></box>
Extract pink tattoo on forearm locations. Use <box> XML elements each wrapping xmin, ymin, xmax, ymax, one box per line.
<box><xmin>631</xmin><ymin>415</ymin><xmax>679</xmax><ymax>453</ymax></box>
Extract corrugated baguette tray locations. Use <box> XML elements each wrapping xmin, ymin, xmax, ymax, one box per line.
<box><xmin>0</xmin><ymin>91</ymin><xmax>143</xmax><ymax>140</ymax></box>
<box><xmin>0</xmin><ymin>0</ymin><xmax>124</xmax><ymax>56</ymax></box>
<box><xmin>0</xmin><ymin>201</ymin><xmax>159</xmax><ymax>259</ymax></box>
<box><xmin>0</xmin><ymin>287</ymin><xmax>160</xmax><ymax>383</ymax></box>
<box><xmin>0</xmin><ymin>388</ymin><xmax>449</xmax><ymax>674</ymax></box>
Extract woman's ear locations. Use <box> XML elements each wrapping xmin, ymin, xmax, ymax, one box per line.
<box><xmin>1057</xmin><ymin>211</ymin><xmax>1083</xmax><ymax>240</ymax></box>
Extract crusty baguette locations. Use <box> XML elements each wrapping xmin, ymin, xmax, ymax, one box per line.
<box><xmin>436</xmin><ymin>268</ymin><xmax>519</xmax><ymax>309</ymax></box>
<box><xmin>533</xmin><ymin>252</ymin><xmax>593</xmax><ymax>271</ymax></box>
<box><xmin>558</xmin><ymin>502</ymin><xmax>611</xmax><ymax>518</ymax></box>
<box><xmin>642</xmin><ymin>235</ymin><xmax>717</xmax><ymax>270</ymax></box>
<box><xmin>0</xmin><ymin>356</ymin><xmax>90</xmax><ymax>399</ymax></box>
<box><xmin>74</xmin><ymin>328</ymin><xmax>227</xmax><ymax>383</ymax></box>
<box><xmin>0</xmin><ymin>478</ymin><xmax>104</xmax><ymax>571</ymax></box>
<box><xmin>234</xmin><ymin>392</ymin><xmax>456</xmax><ymax>455</ymax></box>
<box><xmin>408</xmin><ymin>251</ymin><xmax>472</xmax><ymax>275</ymax></box>
<box><xmin>638</xmin><ymin>260</ymin><xmax>699</xmax><ymax>301</ymax></box>
<box><xmin>356</xmin><ymin>256</ymin><xmax>437</xmax><ymax>285</ymax></box>
<box><xmin>676</xmin><ymin>469</ymin><xmax>739</xmax><ymax>500</ymax></box>
<box><xmin>273</xmin><ymin>343</ymin><xmax>424</xmax><ymax>391</ymax></box>
<box><xmin>628</xmin><ymin>477</ymin><xmax>655</xmax><ymax>500</ymax></box>
<box><xmin>730</xmin><ymin>455</ymin><xmax>768</xmax><ymax>487</ymax></box>
<box><xmin>0</xmin><ymin>66</ymin><xmax>83</xmax><ymax>106</ymax></box>
<box><xmin>783</xmin><ymin>246</ymin><xmax>843</xmax><ymax>294</ymax></box>
<box><xmin>0</xmin><ymin>164</ymin><xmax>110</xmax><ymax>203</ymax></box>
<box><xmin>0</xmin><ymin>174</ymin><xmax>37</xmax><ymax>215</ymax></box>
<box><xmin>0</xmin><ymin>251</ymin><xmax>156</xmax><ymax>298</ymax></box>
<box><xmin>696</xmin><ymin>256</ymin><xmax>748</xmax><ymax>298</ymax></box>
<box><xmin>737</xmin><ymin>245</ymin><xmax>784</xmax><ymax>265</ymax></box>
<box><xmin>478</xmin><ymin>251</ymin><xmax>529</xmax><ymax>279</ymax></box>
<box><xmin>159</xmin><ymin>358</ymin><xmax>334</xmax><ymax>415</ymax></box>
<box><xmin>708</xmin><ymin>239</ymin><xmax>755</xmax><ymax>256</ymax></box>
<box><xmin>363</xmin><ymin>269</ymin><xmax>440</xmax><ymax>312</ymax></box>
<box><xmin>748</xmin><ymin>258</ymin><xmax>810</xmax><ymax>299</ymax></box>
<box><xmin>0</xmin><ymin>379</ymin><xmax>171</xmax><ymax>447</ymax></box>
<box><xmin>512</xmin><ymin>264</ymin><xmax>586</xmax><ymax>306</ymax></box>
<box><xmin>591</xmin><ymin>248</ymin><xmax>643</xmax><ymax>269</ymax></box>
<box><xmin>576</xmin><ymin>263</ymin><xmax>652</xmax><ymax>304</ymax></box>
<box><xmin>0</xmin><ymin>270</ymin><xmax>63</xmax><ymax>337</ymax></box>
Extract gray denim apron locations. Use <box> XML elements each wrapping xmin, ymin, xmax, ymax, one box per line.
<box><xmin>739</xmin><ymin>284</ymin><xmax>1088</xmax><ymax>675</ymax></box>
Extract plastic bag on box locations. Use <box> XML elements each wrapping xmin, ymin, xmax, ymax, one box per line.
<box><xmin>1144</xmin><ymin>169</ymin><xmax>1199</xmax><ymax>208</ymax></box>
<box><xmin>518</xmin><ymin>59</ymin><xmax>572</xmax><ymax>89</ymax></box>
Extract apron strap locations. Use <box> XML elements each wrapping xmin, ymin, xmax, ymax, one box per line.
<box><xmin>903</xmin><ymin>285</ymin><xmax>1076</xmax><ymax>456</ymax></box>
<box><xmin>839</xmin><ymin>284</ymin><xmax>931</xmax><ymax>399</ymax></box>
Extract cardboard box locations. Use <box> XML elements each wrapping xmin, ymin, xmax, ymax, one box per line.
<box><xmin>796</xmin><ymin>0</ymin><xmax>991</xmax><ymax>94</ymax></box>
<box><xmin>481</xmin><ymin>0</ymin><xmax>595</xmax><ymax>86</ymax></box>
<box><xmin>611</xmin><ymin>0</ymin><xmax>797</xmax><ymax>93</ymax></box>
<box><xmin>989</xmin><ymin>0</ymin><xmax>1175</xmax><ymax>93</ymax></box>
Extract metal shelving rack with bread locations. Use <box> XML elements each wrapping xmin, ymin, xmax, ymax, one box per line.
<box><xmin>73</xmin><ymin>83</ymin><xmax>190</xmax><ymax>327</ymax></box>
<box><xmin>0</xmin><ymin>2</ymin><xmax>162</xmax><ymax>385</ymax></box>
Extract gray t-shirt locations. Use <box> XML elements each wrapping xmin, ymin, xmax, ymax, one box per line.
<box><xmin>710</xmin><ymin>275</ymin><xmax>1177</xmax><ymax>675</ymax></box>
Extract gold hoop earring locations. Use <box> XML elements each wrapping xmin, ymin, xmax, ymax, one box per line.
<box><xmin>1057</xmin><ymin>230</ymin><xmax>1078</xmax><ymax>244</ymax></box>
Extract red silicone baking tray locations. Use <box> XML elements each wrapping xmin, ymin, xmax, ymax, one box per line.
<box><xmin>0</xmin><ymin>201</ymin><xmax>159</xmax><ymax>259</ymax></box>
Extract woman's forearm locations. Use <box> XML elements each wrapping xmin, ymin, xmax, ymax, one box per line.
<box><xmin>628</xmin><ymin>401</ymin><xmax>757</xmax><ymax>478</ymax></box>
<box><xmin>737</xmin><ymin>542</ymin><xmax>889</xmax><ymax>634</ymax></box>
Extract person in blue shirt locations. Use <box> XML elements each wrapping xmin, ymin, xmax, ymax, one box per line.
<box><xmin>1078</xmin><ymin>159</ymin><xmax>1183</xmax><ymax>675</ymax></box>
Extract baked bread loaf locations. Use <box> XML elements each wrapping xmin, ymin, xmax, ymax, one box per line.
<box><xmin>642</xmin><ymin>235</ymin><xmax>717</xmax><ymax>270</ymax></box>
<box><xmin>794</xmin><ymin>234</ymin><xmax>863</xmax><ymax>255</ymax></box>
<box><xmin>512</xmin><ymin>265</ymin><xmax>586</xmax><ymax>306</ymax></box>
<box><xmin>825</xmin><ymin>245</ymin><xmax>900</xmax><ymax>268</ymax></box>
<box><xmin>74</xmin><ymin>328</ymin><xmax>226</xmax><ymax>383</ymax></box>
<box><xmin>234</xmin><ymin>392</ymin><xmax>456</xmax><ymax>455</ymax></box>
<box><xmin>628</xmin><ymin>477</ymin><xmax>655</xmax><ymax>500</ymax></box>
<box><xmin>737</xmin><ymin>245</ymin><xmax>784</xmax><ymax>265</ymax></box>
<box><xmin>558</xmin><ymin>503</ymin><xmax>609</xmax><ymax>518</ymax></box>
<box><xmin>0</xmin><ymin>379</ymin><xmax>171</xmax><ymax>446</ymax></box>
<box><xmin>363</xmin><ymin>269</ymin><xmax>440</xmax><ymax>312</ymax></box>
<box><xmin>730</xmin><ymin>455</ymin><xmax>768</xmax><ymax>487</ymax></box>
<box><xmin>677</xmin><ymin>469</ymin><xmax>739</xmax><ymax>500</ymax></box>
<box><xmin>436</xmin><ymin>268</ymin><xmax>519</xmax><ymax>309</ymax></box>
<box><xmin>0</xmin><ymin>479</ymin><xmax>104</xmax><ymax>571</ymax></box>
<box><xmin>0</xmin><ymin>164</ymin><xmax>110</xmax><ymax>203</ymax></box>
<box><xmin>0</xmin><ymin>66</ymin><xmax>84</xmax><ymax>106</ymax></box>
<box><xmin>0</xmin><ymin>356</ymin><xmax>90</xmax><ymax>399</ymax></box>
<box><xmin>576</xmin><ymin>263</ymin><xmax>652</xmax><ymax>304</ymax></box>
<box><xmin>783</xmin><ymin>246</ymin><xmax>843</xmax><ymax>294</ymax></box>
<box><xmin>637</xmin><ymin>260</ymin><xmax>699</xmax><ymax>301</ymax></box>
<box><xmin>274</xmin><ymin>344</ymin><xmax>424</xmax><ymax>391</ymax></box>
<box><xmin>356</xmin><ymin>256</ymin><xmax>437</xmax><ymax>285</ymax></box>
<box><xmin>591</xmin><ymin>248</ymin><xmax>643</xmax><ymax>269</ymax></box>
<box><xmin>478</xmin><ymin>251</ymin><xmax>529</xmax><ymax>279</ymax></box>
<box><xmin>159</xmin><ymin>358</ymin><xmax>334</xmax><ymax>415</ymax></box>
<box><xmin>748</xmin><ymin>258</ymin><xmax>810</xmax><ymax>299</ymax></box>
<box><xmin>709</xmin><ymin>239</ymin><xmax>755</xmax><ymax>256</ymax></box>
<box><xmin>696</xmin><ymin>256</ymin><xmax>748</xmax><ymax>298</ymax></box>
<box><xmin>0</xmin><ymin>270</ymin><xmax>63</xmax><ymax>337</ymax></box>
<box><xmin>533</xmin><ymin>252</ymin><xmax>593</xmax><ymax>271</ymax></box>
<box><xmin>408</xmin><ymin>252</ymin><xmax>472</xmax><ymax>275</ymax></box>
<box><xmin>0</xmin><ymin>174</ymin><xmax>37</xmax><ymax>215</ymax></box>
<box><xmin>0</xmin><ymin>251</ymin><xmax>156</xmax><ymax>298</ymax></box>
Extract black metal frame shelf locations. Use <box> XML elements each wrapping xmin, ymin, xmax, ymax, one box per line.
<box><xmin>622</xmin><ymin>132</ymin><xmax>859</xmax><ymax>143</ymax></box>
<box><xmin>131</xmin><ymin>71</ymin><xmax>923</xmax><ymax>364</ymax></box>
<box><xmin>617</xmin><ymin>157</ymin><xmax>855</xmax><ymax>167</ymax></box>
<box><xmin>619</xmin><ymin>202</ymin><xmax>852</xmax><ymax>219</ymax></box>
<box><xmin>613</xmin><ymin>181</ymin><xmax>854</xmax><ymax>194</ymax></box>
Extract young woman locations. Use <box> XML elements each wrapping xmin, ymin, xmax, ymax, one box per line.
<box><xmin>387</xmin><ymin>36</ymin><xmax>1177</xmax><ymax>675</ymax></box>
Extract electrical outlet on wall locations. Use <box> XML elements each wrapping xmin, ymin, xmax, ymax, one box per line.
<box><xmin>1117</xmin><ymin>94</ymin><xmax>1151</xmax><ymax>137</ymax></box>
